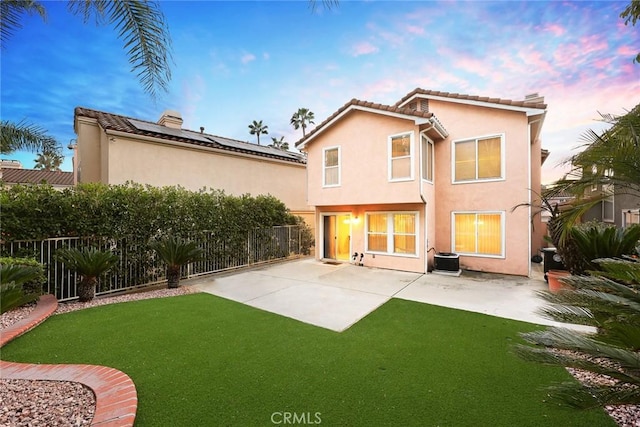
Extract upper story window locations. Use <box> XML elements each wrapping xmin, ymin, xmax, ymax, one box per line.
<box><xmin>323</xmin><ymin>146</ymin><xmax>340</xmax><ymax>187</ymax></box>
<box><xmin>453</xmin><ymin>134</ymin><xmax>503</xmax><ymax>183</ymax></box>
<box><xmin>421</xmin><ymin>134</ymin><xmax>434</xmax><ymax>182</ymax></box>
<box><xmin>389</xmin><ymin>132</ymin><xmax>414</xmax><ymax>182</ymax></box>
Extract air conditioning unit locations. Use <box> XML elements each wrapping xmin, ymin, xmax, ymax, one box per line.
<box><xmin>433</xmin><ymin>252</ymin><xmax>462</xmax><ymax>276</ymax></box>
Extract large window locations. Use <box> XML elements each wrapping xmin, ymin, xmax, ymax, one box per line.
<box><xmin>389</xmin><ymin>132</ymin><xmax>414</xmax><ymax>181</ymax></box>
<box><xmin>421</xmin><ymin>134</ymin><xmax>433</xmax><ymax>182</ymax></box>
<box><xmin>603</xmin><ymin>184</ymin><xmax>614</xmax><ymax>222</ymax></box>
<box><xmin>453</xmin><ymin>135</ymin><xmax>503</xmax><ymax>182</ymax></box>
<box><xmin>452</xmin><ymin>212</ymin><xmax>504</xmax><ymax>257</ymax></box>
<box><xmin>366</xmin><ymin>212</ymin><xmax>418</xmax><ymax>255</ymax></box>
<box><xmin>323</xmin><ymin>146</ymin><xmax>340</xmax><ymax>187</ymax></box>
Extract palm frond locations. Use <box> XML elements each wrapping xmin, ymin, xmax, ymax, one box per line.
<box><xmin>67</xmin><ymin>0</ymin><xmax>173</xmax><ymax>100</ymax></box>
<box><xmin>0</xmin><ymin>119</ymin><xmax>58</xmax><ymax>154</ymax></box>
<box><xmin>0</xmin><ymin>0</ymin><xmax>46</xmax><ymax>48</ymax></box>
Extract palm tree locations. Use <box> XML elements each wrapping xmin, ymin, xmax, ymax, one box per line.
<box><xmin>0</xmin><ymin>120</ymin><xmax>58</xmax><ymax>155</ymax></box>
<box><xmin>290</xmin><ymin>108</ymin><xmax>315</xmax><ymax>138</ymax></box>
<box><xmin>515</xmin><ymin>258</ymin><xmax>640</xmax><ymax>409</ymax></box>
<box><xmin>1</xmin><ymin>0</ymin><xmax>173</xmax><ymax>100</ymax></box>
<box><xmin>150</xmin><ymin>236</ymin><xmax>203</xmax><ymax>288</ymax></box>
<box><xmin>34</xmin><ymin>150</ymin><xmax>64</xmax><ymax>171</ymax></box>
<box><xmin>248</xmin><ymin>120</ymin><xmax>269</xmax><ymax>145</ymax></box>
<box><xmin>269</xmin><ymin>136</ymin><xmax>289</xmax><ymax>151</ymax></box>
<box><xmin>55</xmin><ymin>248</ymin><xmax>119</xmax><ymax>302</ymax></box>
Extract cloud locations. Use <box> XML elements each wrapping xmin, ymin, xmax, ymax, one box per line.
<box><xmin>241</xmin><ymin>52</ymin><xmax>256</xmax><ymax>64</ymax></box>
<box><xmin>537</xmin><ymin>23</ymin><xmax>566</xmax><ymax>37</ymax></box>
<box><xmin>263</xmin><ymin>52</ymin><xmax>270</xmax><ymax>60</ymax></box>
<box><xmin>406</xmin><ymin>25</ymin><xmax>425</xmax><ymax>35</ymax></box>
<box><xmin>350</xmin><ymin>41</ymin><xmax>379</xmax><ymax>57</ymax></box>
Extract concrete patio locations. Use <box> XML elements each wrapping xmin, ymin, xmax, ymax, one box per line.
<box><xmin>192</xmin><ymin>258</ymin><xmax>586</xmax><ymax>332</ymax></box>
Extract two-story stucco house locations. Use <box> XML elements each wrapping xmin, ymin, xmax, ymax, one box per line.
<box><xmin>296</xmin><ymin>89</ymin><xmax>547</xmax><ymax>276</ymax></box>
<box><xmin>73</xmin><ymin>107</ymin><xmax>313</xmax><ymax>225</ymax></box>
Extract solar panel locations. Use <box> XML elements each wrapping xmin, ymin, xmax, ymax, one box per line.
<box><xmin>207</xmin><ymin>136</ymin><xmax>304</xmax><ymax>161</ymax></box>
<box><xmin>128</xmin><ymin>119</ymin><xmax>213</xmax><ymax>144</ymax></box>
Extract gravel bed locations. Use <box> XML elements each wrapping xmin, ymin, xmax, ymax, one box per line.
<box><xmin>0</xmin><ymin>286</ymin><xmax>198</xmax><ymax>426</ymax></box>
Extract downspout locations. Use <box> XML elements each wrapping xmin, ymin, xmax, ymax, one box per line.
<box><xmin>527</xmin><ymin>123</ymin><xmax>532</xmax><ymax>278</ymax></box>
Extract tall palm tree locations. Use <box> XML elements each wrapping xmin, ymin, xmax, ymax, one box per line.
<box><xmin>269</xmin><ymin>136</ymin><xmax>289</xmax><ymax>151</ymax></box>
<box><xmin>34</xmin><ymin>150</ymin><xmax>64</xmax><ymax>171</ymax></box>
<box><xmin>290</xmin><ymin>108</ymin><xmax>315</xmax><ymax>138</ymax></box>
<box><xmin>248</xmin><ymin>120</ymin><xmax>268</xmax><ymax>145</ymax></box>
<box><xmin>1</xmin><ymin>0</ymin><xmax>173</xmax><ymax>100</ymax></box>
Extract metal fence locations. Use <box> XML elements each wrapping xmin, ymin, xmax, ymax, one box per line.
<box><xmin>1</xmin><ymin>225</ymin><xmax>309</xmax><ymax>301</ymax></box>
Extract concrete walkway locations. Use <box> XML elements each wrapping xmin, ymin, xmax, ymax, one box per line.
<box><xmin>193</xmin><ymin>258</ymin><xmax>587</xmax><ymax>332</ymax></box>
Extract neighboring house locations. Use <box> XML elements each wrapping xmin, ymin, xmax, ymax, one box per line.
<box><xmin>296</xmin><ymin>89</ymin><xmax>547</xmax><ymax>276</ymax></box>
<box><xmin>73</xmin><ymin>108</ymin><xmax>313</xmax><ymax>225</ymax></box>
<box><xmin>0</xmin><ymin>160</ymin><xmax>74</xmax><ymax>190</ymax></box>
<box><xmin>581</xmin><ymin>183</ymin><xmax>640</xmax><ymax>228</ymax></box>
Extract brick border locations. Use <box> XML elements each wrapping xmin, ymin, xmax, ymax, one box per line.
<box><xmin>1</xmin><ymin>295</ymin><xmax>137</xmax><ymax>426</ymax></box>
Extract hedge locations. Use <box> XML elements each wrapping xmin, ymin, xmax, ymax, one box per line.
<box><xmin>0</xmin><ymin>182</ymin><xmax>307</xmax><ymax>242</ymax></box>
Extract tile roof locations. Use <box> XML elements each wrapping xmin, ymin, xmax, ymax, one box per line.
<box><xmin>1</xmin><ymin>168</ymin><xmax>74</xmax><ymax>186</ymax></box>
<box><xmin>74</xmin><ymin>107</ymin><xmax>306</xmax><ymax>164</ymax></box>
<box><xmin>395</xmin><ymin>88</ymin><xmax>547</xmax><ymax>110</ymax></box>
<box><xmin>295</xmin><ymin>98</ymin><xmax>438</xmax><ymax>148</ymax></box>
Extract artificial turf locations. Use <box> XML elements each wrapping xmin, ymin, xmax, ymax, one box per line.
<box><xmin>1</xmin><ymin>293</ymin><xmax>615</xmax><ymax>426</ymax></box>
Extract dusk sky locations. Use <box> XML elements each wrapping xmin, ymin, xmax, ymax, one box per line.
<box><xmin>1</xmin><ymin>0</ymin><xmax>638</xmax><ymax>184</ymax></box>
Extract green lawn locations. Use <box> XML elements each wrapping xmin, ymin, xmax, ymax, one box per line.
<box><xmin>1</xmin><ymin>293</ymin><xmax>615</xmax><ymax>426</ymax></box>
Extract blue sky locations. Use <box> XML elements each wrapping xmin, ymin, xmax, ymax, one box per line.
<box><xmin>1</xmin><ymin>0</ymin><xmax>638</xmax><ymax>184</ymax></box>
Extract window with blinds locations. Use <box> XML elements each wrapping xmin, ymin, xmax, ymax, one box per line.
<box><xmin>323</xmin><ymin>146</ymin><xmax>340</xmax><ymax>187</ymax></box>
<box><xmin>389</xmin><ymin>132</ymin><xmax>413</xmax><ymax>181</ymax></box>
<box><xmin>453</xmin><ymin>212</ymin><xmax>504</xmax><ymax>257</ymax></box>
<box><xmin>453</xmin><ymin>135</ymin><xmax>503</xmax><ymax>182</ymax></box>
<box><xmin>366</xmin><ymin>212</ymin><xmax>418</xmax><ymax>255</ymax></box>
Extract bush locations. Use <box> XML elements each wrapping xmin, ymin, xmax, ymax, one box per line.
<box><xmin>0</xmin><ymin>261</ymin><xmax>45</xmax><ymax>313</ymax></box>
<box><xmin>0</xmin><ymin>182</ymin><xmax>308</xmax><ymax>242</ymax></box>
<box><xmin>570</xmin><ymin>222</ymin><xmax>640</xmax><ymax>273</ymax></box>
<box><xmin>0</xmin><ymin>257</ymin><xmax>46</xmax><ymax>295</ymax></box>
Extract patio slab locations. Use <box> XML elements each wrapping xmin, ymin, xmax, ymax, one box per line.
<box><xmin>194</xmin><ymin>258</ymin><xmax>591</xmax><ymax>333</ymax></box>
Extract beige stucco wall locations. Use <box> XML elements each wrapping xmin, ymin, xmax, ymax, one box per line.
<box><xmin>306</xmin><ymin>111</ymin><xmax>423</xmax><ymax>206</ymax></box>
<box><xmin>429</xmin><ymin>100</ymin><xmax>532</xmax><ymax>276</ymax></box>
<box><xmin>305</xmin><ymin>101</ymin><xmax>538</xmax><ymax>276</ymax></box>
<box><xmin>75</xmin><ymin>117</ymin><xmax>312</xmax><ymax>220</ymax></box>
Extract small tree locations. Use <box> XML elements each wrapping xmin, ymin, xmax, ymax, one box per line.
<box><xmin>248</xmin><ymin>120</ymin><xmax>268</xmax><ymax>145</ymax></box>
<box><xmin>55</xmin><ymin>248</ymin><xmax>119</xmax><ymax>302</ymax></box>
<box><xmin>150</xmin><ymin>236</ymin><xmax>203</xmax><ymax>288</ymax></box>
<box><xmin>34</xmin><ymin>149</ymin><xmax>64</xmax><ymax>171</ymax></box>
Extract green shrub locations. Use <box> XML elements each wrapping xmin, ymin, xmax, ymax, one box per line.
<box><xmin>0</xmin><ymin>257</ymin><xmax>46</xmax><ymax>295</ymax></box>
<box><xmin>0</xmin><ymin>263</ymin><xmax>44</xmax><ymax>313</ymax></box>
<box><xmin>570</xmin><ymin>223</ymin><xmax>640</xmax><ymax>272</ymax></box>
<box><xmin>55</xmin><ymin>248</ymin><xmax>119</xmax><ymax>302</ymax></box>
<box><xmin>150</xmin><ymin>237</ymin><xmax>203</xmax><ymax>288</ymax></box>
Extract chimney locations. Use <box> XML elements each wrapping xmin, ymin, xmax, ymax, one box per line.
<box><xmin>523</xmin><ymin>93</ymin><xmax>544</xmax><ymax>105</ymax></box>
<box><xmin>158</xmin><ymin>110</ymin><xmax>183</xmax><ymax>129</ymax></box>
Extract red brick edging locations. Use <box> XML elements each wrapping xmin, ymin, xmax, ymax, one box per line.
<box><xmin>1</xmin><ymin>295</ymin><xmax>138</xmax><ymax>426</ymax></box>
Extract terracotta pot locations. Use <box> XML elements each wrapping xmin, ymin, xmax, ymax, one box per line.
<box><xmin>547</xmin><ymin>270</ymin><xmax>571</xmax><ymax>294</ymax></box>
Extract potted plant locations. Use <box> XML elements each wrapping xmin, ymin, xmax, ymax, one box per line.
<box><xmin>55</xmin><ymin>247</ymin><xmax>119</xmax><ymax>302</ymax></box>
<box><xmin>150</xmin><ymin>236</ymin><xmax>203</xmax><ymax>288</ymax></box>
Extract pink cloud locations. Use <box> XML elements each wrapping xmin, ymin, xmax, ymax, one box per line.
<box><xmin>539</xmin><ymin>23</ymin><xmax>566</xmax><ymax>37</ymax></box>
<box><xmin>617</xmin><ymin>45</ymin><xmax>637</xmax><ymax>56</ymax></box>
<box><xmin>351</xmin><ymin>41</ymin><xmax>379</xmax><ymax>57</ymax></box>
<box><xmin>406</xmin><ymin>25</ymin><xmax>424</xmax><ymax>35</ymax></box>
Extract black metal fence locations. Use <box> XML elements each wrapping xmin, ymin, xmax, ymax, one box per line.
<box><xmin>1</xmin><ymin>226</ymin><xmax>308</xmax><ymax>301</ymax></box>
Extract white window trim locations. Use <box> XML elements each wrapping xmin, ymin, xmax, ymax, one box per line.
<box><xmin>451</xmin><ymin>210</ymin><xmax>506</xmax><ymax>258</ymax></box>
<box><xmin>322</xmin><ymin>146</ymin><xmax>341</xmax><ymax>188</ymax></box>
<box><xmin>420</xmin><ymin>132</ymin><xmax>434</xmax><ymax>183</ymax></box>
<box><xmin>602</xmin><ymin>196</ymin><xmax>615</xmax><ymax>223</ymax></box>
<box><xmin>451</xmin><ymin>133</ymin><xmax>505</xmax><ymax>184</ymax></box>
<box><xmin>365</xmin><ymin>211</ymin><xmax>420</xmax><ymax>257</ymax></box>
<box><xmin>388</xmin><ymin>131</ymin><xmax>415</xmax><ymax>182</ymax></box>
